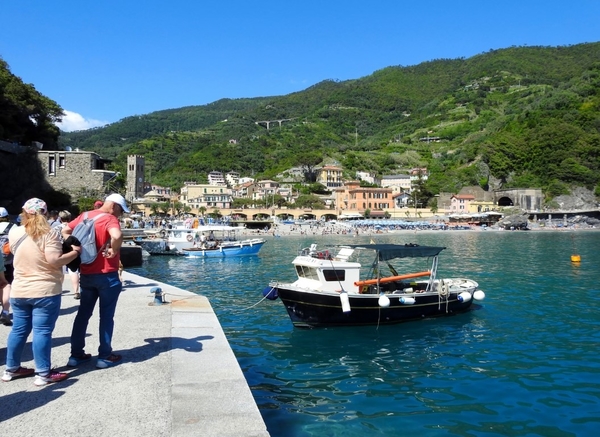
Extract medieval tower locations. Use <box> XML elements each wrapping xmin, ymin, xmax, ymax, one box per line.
<box><xmin>126</xmin><ymin>155</ymin><xmax>145</xmax><ymax>202</ymax></box>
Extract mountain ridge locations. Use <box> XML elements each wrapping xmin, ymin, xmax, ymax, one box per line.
<box><xmin>57</xmin><ymin>42</ymin><xmax>600</xmax><ymax>205</ymax></box>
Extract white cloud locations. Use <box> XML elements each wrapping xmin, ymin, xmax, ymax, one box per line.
<box><xmin>57</xmin><ymin>110</ymin><xmax>109</xmax><ymax>132</ymax></box>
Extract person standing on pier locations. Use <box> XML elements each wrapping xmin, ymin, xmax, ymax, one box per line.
<box><xmin>63</xmin><ymin>193</ymin><xmax>129</xmax><ymax>369</ymax></box>
<box><xmin>2</xmin><ymin>198</ymin><xmax>81</xmax><ymax>386</ymax></box>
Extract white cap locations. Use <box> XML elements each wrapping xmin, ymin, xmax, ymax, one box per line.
<box><xmin>105</xmin><ymin>193</ymin><xmax>130</xmax><ymax>213</ymax></box>
<box><xmin>0</xmin><ymin>207</ymin><xmax>8</xmax><ymax>218</ymax></box>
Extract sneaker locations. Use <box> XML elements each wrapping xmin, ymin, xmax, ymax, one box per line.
<box><xmin>74</xmin><ymin>292</ymin><xmax>81</xmax><ymax>300</ymax></box>
<box><xmin>96</xmin><ymin>353</ymin><xmax>122</xmax><ymax>369</ymax></box>
<box><xmin>2</xmin><ymin>366</ymin><xmax>35</xmax><ymax>382</ymax></box>
<box><xmin>34</xmin><ymin>371</ymin><xmax>68</xmax><ymax>386</ymax></box>
<box><xmin>67</xmin><ymin>353</ymin><xmax>92</xmax><ymax>367</ymax></box>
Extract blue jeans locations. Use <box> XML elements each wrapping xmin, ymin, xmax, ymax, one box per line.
<box><xmin>6</xmin><ymin>295</ymin><xmax>61</xmax><ymax>374</ymax></box>
<box><xmin>70</xmin><ymin>272</ymin><xmax>122</xmax><ymax>359</ymax></box>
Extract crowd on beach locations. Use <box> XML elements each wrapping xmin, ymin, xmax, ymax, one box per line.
<box><xmin>120</xmin><ymin>213</ymin><xmax>599</xmax><ymax>240</ymax></box>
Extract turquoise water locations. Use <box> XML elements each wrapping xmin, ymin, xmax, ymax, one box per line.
<box><xmin>130</xmin><ymin>231</ymin><xmax>600</xmax><ymax>437</ymax></box>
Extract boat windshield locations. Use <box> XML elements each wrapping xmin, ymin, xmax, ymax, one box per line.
<box><xmin>295</xmin><ymin>265</ymin><xmax>319</xmax><ymax>280</ymax></box>
<box><xmin>295</xmin><ymin>266</ymin><xmax>346</xmax><ymax>282</ymax></box>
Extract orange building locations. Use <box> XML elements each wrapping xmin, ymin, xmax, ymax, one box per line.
<box><xmin>335</xmin><ymin>181</ymin><xmax>393</xmax><ymax>217</ymax></box>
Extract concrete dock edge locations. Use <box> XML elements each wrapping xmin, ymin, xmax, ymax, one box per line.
<box><xmin>0</xmin><ymin>271</ymin><xmax>270</xmax><ymax>437</ymax></box>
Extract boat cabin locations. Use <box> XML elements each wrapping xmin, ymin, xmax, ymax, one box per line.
<box><xmin>292</xmin><ymin>248</ymin><xmax>362</xmax><ymax>293</ymax></box>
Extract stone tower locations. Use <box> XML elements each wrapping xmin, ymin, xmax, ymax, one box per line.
<box><xmin>126</xmin><ymin>155</ymin><xmax>145</xmax><ymax>202</ymax></box>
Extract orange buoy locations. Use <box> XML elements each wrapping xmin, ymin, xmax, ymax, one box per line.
<box><xmin>571</xmin><ymin>254</ymin><xmax>581</xmax><ymax>263</ymax></box>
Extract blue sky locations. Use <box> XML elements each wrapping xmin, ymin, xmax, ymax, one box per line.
<box><xmin>2</xmin><ymin>1</ymin><xmax>599</xmax><ymax>131</ymax></box>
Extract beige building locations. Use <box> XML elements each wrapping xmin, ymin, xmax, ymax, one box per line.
<box><xmin>381</xmin><ymin>174</ymin><xmax>412</xmax><ymax>192</ymax></box>
<box><xmin>252</xmin><ymin>180</ymin><xmax>279</xmax><ymax>204</ymax></box>
<box><xmin>180</xmin><ymin>183</ymin><xmax>233</xmax><ymax>210</ymax></box>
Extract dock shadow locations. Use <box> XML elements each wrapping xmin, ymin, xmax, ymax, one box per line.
<box><xmin>125</xmin><ymin>335</ymin><xmax>214</xmax><ymax>364</ymax></box>
<box><xmin>0</xmin><ymin>378</ymin><xmax>77</xmax><ymax>422</ymax></box>
<box><xmin>59</xmin><ymin>305</ymin><xmax>80</xmax><ymax>316</ymax></box>
<box><xmin>60</xmin><ymin>335</ymin><xmax>214</xmax><ymax>378</ymax></box>
<box><xmin>121</xmin><ymin>280</ymin><xmax>160</xmax><ymax>290</ymax></box>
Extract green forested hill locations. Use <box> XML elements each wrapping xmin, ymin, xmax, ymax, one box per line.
<box><xmin>55</xmin><ymin>42</ymin><xmax>600</xmax><ymax>201</ymax></box>
<box><xmin>0</xmin><ymin>58</ymin><xmax>63</xmax><ymax>149</ymax></box>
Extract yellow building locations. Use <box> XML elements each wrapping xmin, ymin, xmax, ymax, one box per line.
<box><xmin>180</xmin><ymin>183</ymin><xmax>233</xmax><ymax>210</ymax></box>
<box><xmin>317</xmin><ymin>165</ymin><xmax>343</xmax><ymax>190</ymax></box>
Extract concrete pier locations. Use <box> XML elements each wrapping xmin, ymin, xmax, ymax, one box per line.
<box><xmin>0</xmin><ymin>271</ymin><xmax>270</xmax><ymax>437</ymax></box>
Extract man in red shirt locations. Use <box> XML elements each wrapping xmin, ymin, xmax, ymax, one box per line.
<box><xmin>62</xmin><ymin>193</ymin><xmax>129</xmax><ymax>369</ymax></box>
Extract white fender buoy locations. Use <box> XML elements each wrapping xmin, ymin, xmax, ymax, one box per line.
<box><xmin>458</xmin><ymin>292</ymin><xmax>472</xmax><ymax>302</ymax></box>
<box><xmin>340</xmin><ymin>291</ymin><xmax>351</xmax><ymax>313</ymax></box>
<box><xmin>473</xmin><ymin>290</ymin><xmax>486</xmax><ymax>301</ymax></box>
<box><xmin>378</xmin><ymin>294</ymin><xmax>390</xmax><ymax>308</ymax></box>
<box><xmin>400</xmin><ymin>296</ymin><xmax>416</xmax><ymax>305</ymax></box>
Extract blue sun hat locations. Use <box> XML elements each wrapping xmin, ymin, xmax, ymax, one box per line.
<box><xmin>22</xmin><ymin>198</ymin><xmax>48</xmax><ymax>215</ymax></box>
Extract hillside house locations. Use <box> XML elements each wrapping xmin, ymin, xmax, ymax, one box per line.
<box><xmin>450</xmin><ymin>194</ymin><xmax>475</xmax><ymax>213</ymax></box>
<box><xmin>207</xmin><ymin>171</ymin><xmax>226</xmax><ymax>186</ymax></box>
<box><xmin>317</xmin><ymin>165</ymin><xmax>343</xmax><ymax>190</ymax></box>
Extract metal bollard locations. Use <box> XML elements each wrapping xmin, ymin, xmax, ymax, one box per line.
<box><xmin>150</xmin><ymin>287</ymin><xmax>164</xmax><ymax>306</ymax></box>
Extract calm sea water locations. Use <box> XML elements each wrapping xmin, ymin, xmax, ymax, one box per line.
<box><xmin>130</xmin><ymin>230</ymin><xmax>600</xmax><ymax>437</ymax></box>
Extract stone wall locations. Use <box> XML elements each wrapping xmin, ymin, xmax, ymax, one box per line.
<box><xmin>37</xmin><ymin>150</ymin><xmax>114</xmax><ymax>198</ymax></box>
<box><xmin>0</xmin><ymin>148</ymin><xmax>116</xmax><ymax>213</ymax></box>
<box><xmin>495</xmin><ymin>188</ymin><xmax>544</xmax><ymax>211</ymax></box>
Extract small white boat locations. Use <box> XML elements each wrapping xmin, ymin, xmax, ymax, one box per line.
<box><xmin>138</xmin><ymin>221</ymin><xmax>266</xmax><ymax>257</ymax></box>
<box><xmin>182</xmin><ymin>237</ymin><xmax>266</xmax><ymax>258</ymax></box>
<box><xmin>264</xmin><ymin>243</ymin><xmax>485</xmax><ymax>328</ymax></box>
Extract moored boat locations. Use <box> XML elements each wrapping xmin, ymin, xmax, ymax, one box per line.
<box><xmin>264</xmin><ymin>243</ymin><xmax>485</xmax><ymax>328</ymax></box>
<box><xmin>182</xmin><ymin>237</ymin><xmax>266</xmax><ymax>257</ymax></box>
<box><xmin>166</xmin><ymin>225</ymin><xmax>266</xmax><ymax>257</ymax></box>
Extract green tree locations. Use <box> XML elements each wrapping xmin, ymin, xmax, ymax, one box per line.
<box><xmin>0</xmin><ymin>59</ymin><xmax>64</xmax><ymax>149</ymax></box>
<box><xmin>296</xmin><ymin>152</ymin><xmax>322</xmax><ymax>183</ymax></box>
<box><xmin>294</xmin><ymin>194</ymin><xmax>325</xmax><ymax>209</ymax></box>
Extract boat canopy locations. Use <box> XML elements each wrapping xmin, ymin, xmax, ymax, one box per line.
<box><xmin>341</xmin><ymin>244</ymin><xmax>445</xmax><ymax>261</ymax></box>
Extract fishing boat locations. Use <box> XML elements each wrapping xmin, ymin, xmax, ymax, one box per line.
<box><xmin>138</xmin><ymin>223</ymin><xmax>265</xmax><ymax>257</ymax></box>
<box><xmin>182</xmin><ymin>237</ymin><xmax>266</xmax><ymax>258</ymax></box>
<box><xmin>166</xmin><ymin>225</ymin><xmax>265</xmax><ymax>257</ymax></box>
<box><xmin>264</xmin><ymin>243</ymin><xmax>485</xmax><ymax>328</ymax></box>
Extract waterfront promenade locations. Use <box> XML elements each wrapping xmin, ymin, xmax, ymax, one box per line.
<box><xmin>0</xmin><ymin>271</ymin><xmax>269</xmax><ymax>437</ymax></box>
